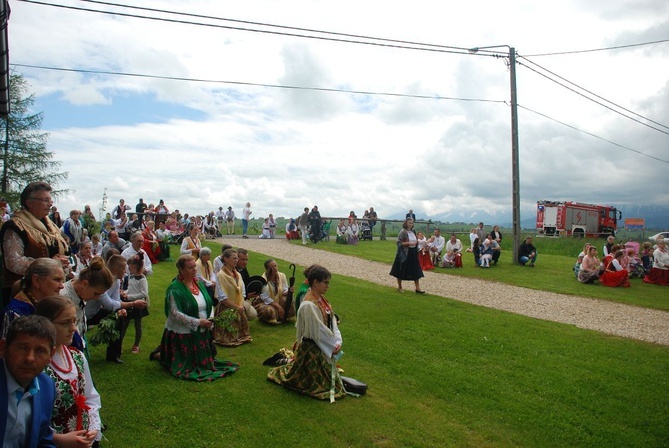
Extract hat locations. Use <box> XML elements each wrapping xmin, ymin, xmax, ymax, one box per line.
<box><xmin>246</xmin><ymin>276</ymin><xmax>267</xmax><ymax>296</ymax></box>
<box><xmin>228</xmin><ymin>206</ymin><xmax>232</xmax><ymax>210</ymax></box>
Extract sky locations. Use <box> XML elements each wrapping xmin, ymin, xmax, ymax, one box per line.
<box><xmin>7</xmin><ymin>0</ymin><xmax>669</xmax><ymax>223</ymax></box>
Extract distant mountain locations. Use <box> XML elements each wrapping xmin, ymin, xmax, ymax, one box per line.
<box><xmin>386</xmin><ymin>204</ymin><xmax>669</xmax><ymax>230</ymax></box>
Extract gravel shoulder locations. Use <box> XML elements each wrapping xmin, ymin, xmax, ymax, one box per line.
<box><xmin>223</xmin><ymin>236</ymin><xmax>669</xmax><ymax>346</ymax></box>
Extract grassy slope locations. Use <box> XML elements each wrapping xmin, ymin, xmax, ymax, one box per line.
<box><xmin>88</xmin><ymin>240</ymin><xmax>669</xmax><ymax>447</ymax></box>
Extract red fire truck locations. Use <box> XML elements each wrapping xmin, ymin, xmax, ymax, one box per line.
<box><xmin>536</xmin><ymin>200</ymin><xmax>621</xmax><ymax>237</ymax></box>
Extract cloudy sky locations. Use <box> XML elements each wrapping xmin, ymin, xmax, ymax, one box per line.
<box><xmin>8</xmin><ymin>0</ymin><xmax>669</xmax><ymax>223</ymax></box>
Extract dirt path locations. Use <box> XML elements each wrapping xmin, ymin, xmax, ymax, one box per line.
<box><xmin>221</xmin><ymin>236</ymin><xmax>669</xmax><ymax>346</ymax></box>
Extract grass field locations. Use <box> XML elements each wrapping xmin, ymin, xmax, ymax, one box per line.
<box><xmin>87</xmin><ymin>239</ymin><xmax>669</xmax><ymax>448</ymax></box>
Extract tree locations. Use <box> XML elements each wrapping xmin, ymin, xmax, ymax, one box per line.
<box><xmin>0</xmin><ymin>73</ymin><xmax>67</xmax><ymax>207</ymax></box>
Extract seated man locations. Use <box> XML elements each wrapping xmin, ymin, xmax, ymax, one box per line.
<box><xmin>121</xmin><ymin>232</ymin><xmax>153</xmax><ymax>276</ymax></box>
<box><xmin>0</xmin><ymin>315</ymin><xmax>57</xmax><ymax>448</ymax></box>
<box><xmin>101</xmin><ymin>230</ymin><xmax>130</xmax><ymax>260</ymax></box>
<box><xmin>155</xmin><ymin>221</ymin><xmax>172</xmax><ymax>261</ymax></box>
<box><xmin>484</xmin><ymin>234</ymin><xmax>502</xmax><ymax>265</ymax></box>
<box><xmin>518</xmin><ymin>236</ymin><xmax>537</xmax><ymax>266</ymax></box>
<box><xmin>428</xmin><ymin>229</ymin><xmax>446</xmax><ymax>265</ymax></box>
<box><xmin>202</xmin><ymin>212</ymin><xmax>218</xmax><ymax>239</ymax></box>
<box><xmin>441</xmin><ymin>233</ymin><xmax>463</xmax><ymax>268</ymax></box>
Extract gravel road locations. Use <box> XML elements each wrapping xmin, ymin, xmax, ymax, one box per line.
<box><xmin>222</xmin><ymin>236</ymin><xmax>669</xmax><ymax>346</ymax></box>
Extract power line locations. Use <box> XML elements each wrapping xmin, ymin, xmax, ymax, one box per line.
<box><xmin>17</xmin><ymin>0</ymin><xmax>487</xmax><ymax>58</ymax></box>
<box><xmin>523</xmin><ymin>38</ymin><xmax>669</xmax><ymax>57</ymax></box>
<box><xmin>516</xmin><ymin>59</ymin><xmax>669</xmax><ymax>137</ymax></box>
<box><xmin>519</xmin><ymin>55</ymin><xmax>669</xmax><ymax>132</ymax></box>
<box><xmin>11</xmin><ymin>62</ymin><xmax>507</xmax><ymax>104</ymax></box>
<box><xmin>518</xmin><ymin>104</ymin><xmax>669</xmax><ymax>164</ymax></box>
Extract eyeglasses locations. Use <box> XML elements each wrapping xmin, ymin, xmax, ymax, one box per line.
<box><xmin>29</xmin><ymin>197</ymin><xmax>53</xmax><ymax>205</ymax></box>
<box><xmin>53</xmin><ymin>319</ymin><xmax>77</xmax><ymax>328</ymax></box>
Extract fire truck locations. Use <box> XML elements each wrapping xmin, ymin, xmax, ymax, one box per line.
<box><xmin>536</xmin><ymin>200</ymin><xmax>621</xmax><ymax>237</ymax></box>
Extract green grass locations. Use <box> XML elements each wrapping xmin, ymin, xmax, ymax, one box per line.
<box><xmin>87</xmin><ymin>243</ymin><xmax>669</xmax><ymax>447</ymax></box>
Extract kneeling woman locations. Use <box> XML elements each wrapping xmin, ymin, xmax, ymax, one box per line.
<box><xmin>160</xmin><ymin>255</ymin><xmax>239</xmax><ymax>381</ymax></box>
<box><xmin>213</xmin><ymin>249</ymin><xmax>253</xmax><ymax>346</ymax></box>
<box><xmin>267</xmin><ymin>265</ymin><xmax>346</xmax><ymax>401</ymax></box>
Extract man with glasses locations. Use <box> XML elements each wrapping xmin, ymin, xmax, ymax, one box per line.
<box><xmin>0</xmin><ymin>182</ymin><xmax>70</xmax><ymax>306</ymax></box>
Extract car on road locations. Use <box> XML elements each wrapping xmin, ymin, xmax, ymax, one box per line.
<box><xmin>648</xmin><ymin>231</ymin><xmax>669</xmax><ymax>242</ymax></box>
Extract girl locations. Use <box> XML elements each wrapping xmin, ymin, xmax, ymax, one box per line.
<box><xmin>35</xmin><ymin>295</ymin><xmax>102</xmax><ymax>447</ymax></box>
<box><xmin>124</xmin><ymin>254</ymin><xmax>149</xmax><ymax>354</ymax></box>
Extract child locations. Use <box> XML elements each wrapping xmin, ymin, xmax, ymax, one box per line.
<box><xmin>124</xmin><ymin>254</ymin><xmax>149</xmax><ymax>354</ymax></box>
<box><xmin>91</xmin><ymin>234</ymin><xmax>103</xmax><ymax>257</ymax></box>
<box><xmin>641</xmin><ymin>241</ymin><xmax>653</xmax><ymax>274</ymax></box>
<box><xmin>416</xmin><ymin>233</ymin><xmax>434</xmax><ymax>271</ymax></box>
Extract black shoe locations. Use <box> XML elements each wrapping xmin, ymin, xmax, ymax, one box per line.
<box><xmin>149</xmin><ymin>347</ymin><xmax>161</xmax><ymax>361</ymax></box>
<box><xmin>107</xmin><ymin>357</ymin><xmax>124</xmax><ymax>364</ymax></box>
<box><xmin>415</xmin><ymin>290</ymin><xmax>426</xmax><ymax>294</ymax></box>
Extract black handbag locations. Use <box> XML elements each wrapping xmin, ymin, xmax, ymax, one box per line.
<box><xmin>341</xmin><ymin>376</ymin><xmax>367</xmax><ymax>396</ymax></box>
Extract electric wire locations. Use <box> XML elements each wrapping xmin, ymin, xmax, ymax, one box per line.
<box><xmin>518</xmin><ymin>104</ymin><xmax>669</xmax><ymax>164</ymax></box>
<box><xmin>16</xmin><ymin>0</ymin><xmax>488</xmax><ymax>58</ymax></box>
<box><xmin>11</xmin><ymin>63</ymin><xmax>507</xmax><ymax>104</ymax></box>
<box><xmin>519</xmin><ymin>55</ymin><xmax>669</xmax><ymax>131</ymax></box>
<box><xmin>523</xmin><ymin>38</ymin><xmax>669</xmax><ymax>57</ymax></box>
<box><xmin>516</xmin><ymin>59</ymin><xmax>669</xmax><ymax>137</ymax></box>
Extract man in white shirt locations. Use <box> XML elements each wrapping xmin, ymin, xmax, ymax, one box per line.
<box><xmin>428</xmin><ymin>229</ymin><xmax>446</xmax><ymax>265</ymax></box>
<box><xmin>242</xmin><ymin>203</ymin><xmax>252</xmax><ymax>238</ymax></box>
<box><xmin>121</xmin><ymin>232</ymin><xmax>153</xmax><ymax>276</ymax></box>
<box><xmin>442</xmin><ymin>233</ymin><xmax>463</xmax><ymax>268</ymax></box>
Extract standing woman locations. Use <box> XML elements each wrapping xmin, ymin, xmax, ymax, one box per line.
<box><xmin>213</xmin><ymin>249</ymin><xmax>253</xmax><ymax>346</ymax></box>
<box><xmin>389</xmin><ymin>218</ymin><xmax>425</xmax><ymax>293</ymax></box>
<box><xmin>267</xmin><ymin>265</ymin><xmax>346</xmax><ymax>401</ymax></box>
<box><xmin>35</xmin><ymin>295</ymin><xmax>102</xmax><ymax>447</ymax></box>
<box><xmin>159</xmin><ymin>254</ymin><xmax>239</xmax><ymax>381</ymax></box>
<box><xmin>0</xmin><ymin>258</ymin><xmax>65</xmax><ymax>340</ymax></box>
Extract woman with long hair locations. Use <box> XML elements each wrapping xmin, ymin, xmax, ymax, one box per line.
<box><xmin>35</xmin><ymin>295</ymin><xmax>102</xmax><ymax>447</ymax></box>
<box><xmin>159</xmin><ymin>254</ymin><xmax>239</xmax><ymax>381</ymax></box>
<box><xmin>389</xmin><ymin>218</ymin><xmax>425</xmax><ymax>293</ymax></box>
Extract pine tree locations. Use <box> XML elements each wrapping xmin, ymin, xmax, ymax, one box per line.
<box><xmin>0</xmin><ymin>73</ymin><xmax>67</xmax><ymax>207</ymax></box>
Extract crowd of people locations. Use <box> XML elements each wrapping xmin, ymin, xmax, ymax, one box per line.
<box><xmin>574</xmin><ymin>236</ymin><xmax>669</xmax><ymax>287</ymax></box>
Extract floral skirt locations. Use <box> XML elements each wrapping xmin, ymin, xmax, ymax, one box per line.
<box><xmin>160</xmin><ymin>329</ymin><xmax>239</xmax><ymax>381</ymax></box>
<box><xmin>267</xmin><ymin>339</ymin><xmax>345</xmax><ymax>401</ymax></box>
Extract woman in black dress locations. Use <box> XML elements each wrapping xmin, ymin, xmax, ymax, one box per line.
<box><xmin>390</xmin><ymin>218</ymin><xmax>425</xmax><ymax>294</ymax></box>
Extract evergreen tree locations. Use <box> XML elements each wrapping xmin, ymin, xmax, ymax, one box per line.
<box><xmin>1</xmin><ymin>73</ymin><xmax>67</xmax><ymax>207</ymax></box>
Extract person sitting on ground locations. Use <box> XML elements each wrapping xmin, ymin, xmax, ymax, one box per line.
<box><xmin>213</xmin><ymin>249</ymin><xmax>254</xmax><ymax>346</ymax></box>
<box><xmin>573</xmin><ymin>253</ymin><xmax>584</xmax><ymax>279</ymax></box>
<box><xmin>1</xmin><ymin>258</ymin><xmax>65</xmax><ymax>342</ymax></box>
<box><xmin>202</xmin><ymin>212</ymin><xmax>218</xmax><ymax>239</ymax></box>
<box><xmin>643</xmin><ymin>239</ymin><xmax>669</xmax><ymax>286</ymax></box>
<box><xmin>599</xmin><ymin>250</ymin><xmax>631</xmax><ymax>287</ymax></box>
<box><xmin>196</xmin><ymin>247</ymin><xmax>217</xmax><ymax>302</ymax></box>
<box><xmin>428</xmin><ymin>229</ymin><xmax>446</xmax><ymax>265</ymax></box>
<box><xmin>35</xmin><ymin>296</ymin><xmax>103</xmax><ymax>447</ymax></box>
<box><xmin>285</xmin><ymin>218</ymin><xmax>299</xmax><ymax>240</ymax></box>
<box><xmin>641</xmin><ymin>241</ymin><xmax>654</xmax><ymax>274</ymax></box>
<box><xmin>472</xmin><ymin>237</ymin><xmax>482</xmax><ymax>267</ymax></box>
<box><xmin>254</xmin><ymin>259</ymin><xmax>295</xmax><ymax>324</ymax></box>
<box><xmin>180</xmin><ymin>225</ymin><xmax>202</xmax><ymax>259</ymax></box>
<box><xmin>346</xmin><ymin>220</ymin><xmax>360</xmax><ymax>245</ymax></box>
<box><xmin>518</xmin><ymin>236</ymin><xmax>537</xmax><ymax>267</ymax></box>
<box><xmin>157</xmin><ymin>255</ymin><xmax>239</xmax><ymax>381</ymax></box>
<box><xmin>0</xmin><ymin>315</ymin><xmax>58</xmax><ymax>447</ymax></box>
<box><xmin>336</xmin><ymin>219</ymin><xmax>348</xmax><ymax>245</ymax></box>
<box><xmin>442</xmin><ymin>233</ymin><xmax>463</xmax><ymax>268</ymax></box>
<box><xmin>484</xmin><ymin>234</ymin><xmax>502</xmax><ymax>265</ymax></box>
<box><xmin>603</xmin><ymin>235</ymin><xmax>615</xmax><ymax>257</ymax></box>
<box><xmin>256</xmin><ymin>218</ymin><xmax>269</xmax><ymax>239</ymax></box>
<box><xmin>417</xmin><ymin>232</ymin><xmax>434</xmax><ymax>271</ymax></box>
<box><xmin>578</xmin><ymin>246</ymin><xmax>601</xmax><ymax>284</ymax></box>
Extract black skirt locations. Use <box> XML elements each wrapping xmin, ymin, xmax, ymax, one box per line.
<box><xmin>390</xmin><ymin>246</ymin><xmax>424</xmax><ymax>281</ymax></box>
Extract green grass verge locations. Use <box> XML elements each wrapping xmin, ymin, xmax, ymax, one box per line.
<box><xmin>88</xmin><ymin>244</ymin><xmax>669</xmax><ymax>447</ymax></box>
